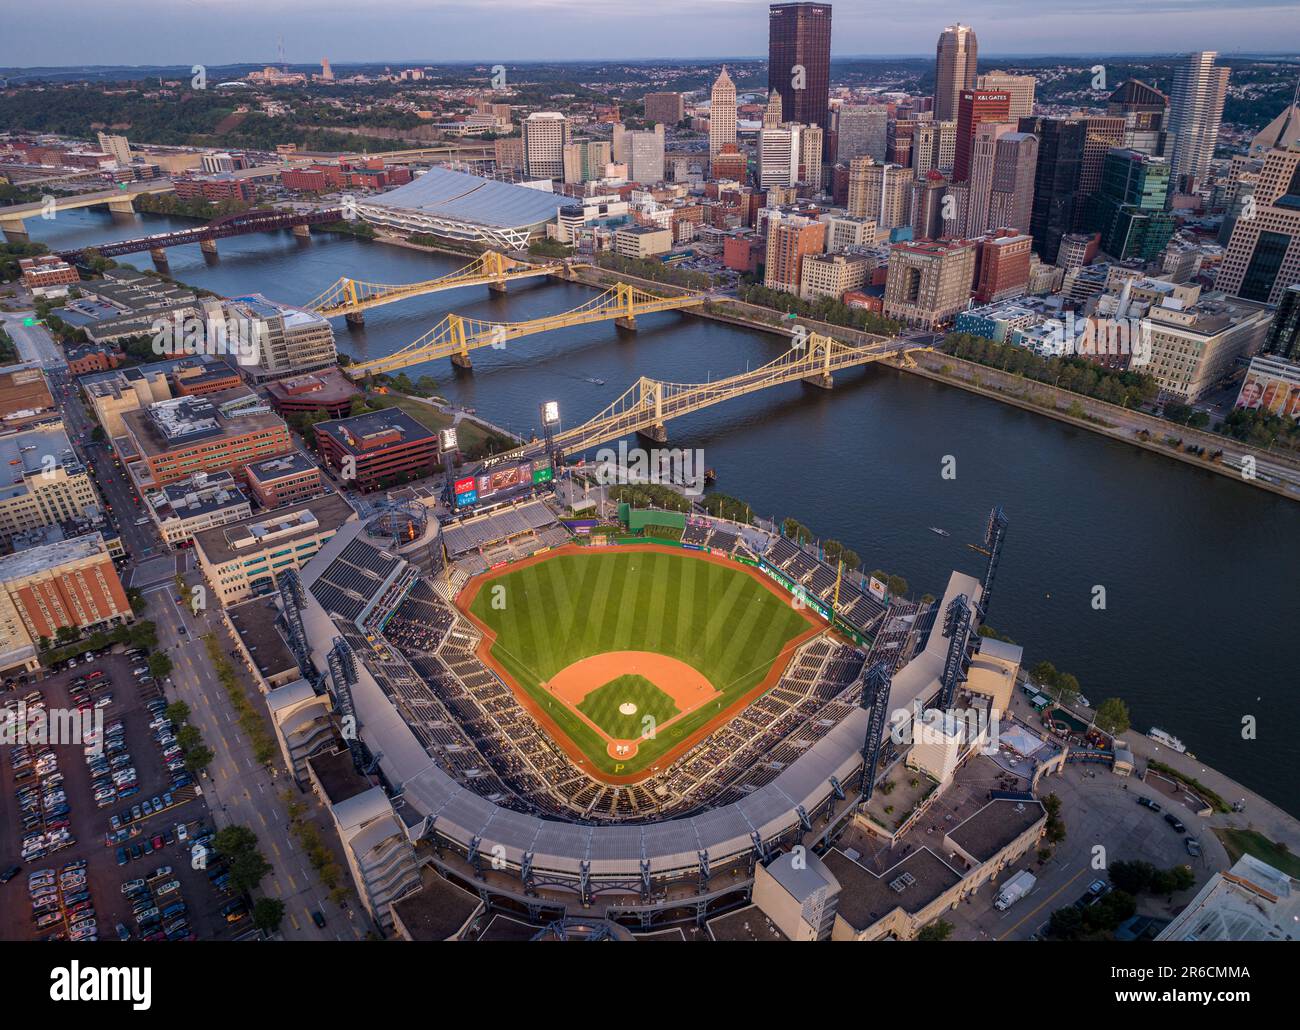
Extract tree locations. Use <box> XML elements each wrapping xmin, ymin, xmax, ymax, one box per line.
<box><xmin>1029</xmin><ymin>660</ymin><xmax>1058</xmax><ymax>688</ymax></box>
<box><xmin>177</xmin><ymin>724</ymin><xmax>202</xmax><ymax>752</ymax></box>
<box><xmin>252</xmin><ymin>897</ymin><xmax>286</xmax><ymax>933</ymax></box>
<box><xmin>1054</xmin><ymin>672</ymin><xmax>1081</xmax><ymax>705</ymax></box>
<box><xmin>1108</xmin><ymin>860</ymin><xmax>1156</xmax><ymax>895</ymax></box>
<box><xmin>886</xmin><ymin>574</ymin><xmax>908</xmax><ymax>598</ymax></box>
<box><xmin>184</xmin><ymin>744</ymin><xmax>213</xmax><ymax>775</ymax></box>
<box><xmin>1094</xmin><ymin>697</ymin><xmax>1131</xmax><ymax>735</ymax></box>
<box><xmin>165</xmin><ymin>701</ymin><xmax>191</xmax><ymax>725</ymax></box>
<box><xmin>916</xmin><ymin>919</ymin><xmax>953</xmax><ymax>941</ymax></box>
<box><xmin>1049</xmin><ymin>905</ymin><xmax>1083</xmax><ymax>939</ymax></box>
<box><xmin>230</xmin><ymin>849</ymin><xmax>273</xmax><ymax>893</ymax></box>
<box><xmin>214</xmin><ymin>824</ymin><xmax>260</xmax><ymax>856</ymax></box>
<box><xmin>148</xmin><ymin>652</ymin><xmax>173</xmax><ymax>679</ymax></box>
<box><xmin>55</xmin><ymin>625</ymin><xmax>79</xmax><ymax>644</ymax></box>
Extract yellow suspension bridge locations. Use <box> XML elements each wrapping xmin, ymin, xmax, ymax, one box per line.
<box><xmin>504</xmin><ymin>332</ymin><xmax>926</xmax><ymax>458</ymax></box>
<box><xmin>308</xmin><ymin>251</ymin><xmax>567</xmax><ymax>322</ymax></box>
<box><xmin>342</xmin><ymin>282</ymin><xmax>708</xmax><ymax>378</ymax></box>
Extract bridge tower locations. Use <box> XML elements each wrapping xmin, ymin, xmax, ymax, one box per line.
<box><xmin>613</xmin><ymin>282</ymin><xmax>638</xmax><ymax>331</ymax></box>
<box><xmin>801</xmin><ymin>332</ymin><xmax>835</xmax><ymax>390</ymax></box>
<box><xmin>448</xmin><ymin>313</ymin><xmax>473</xmax><ymax>370</ymax></box>
<box><xmin>485</xmin><ymin>250</ymin><xmax>510</xmax><ymax>294</ymax></box>
<box><xmin>342</xmin><ymin>279</ymin><xmax>365</xmax><ymax>326</ymax></box>
<box><xmin>635</xmin><ymin>377</ymin><xmax>667</xmax><ymax>443</ymax></box>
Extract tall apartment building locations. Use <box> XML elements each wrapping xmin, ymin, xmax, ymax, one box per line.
<box><xmin>643</xmin><ymin>92</ymin><xmax>685</xmax><ymax>125</ymax></box>
<box><xmin>847</xmin><ymin>157</ymin><xmax>910</xmax><ymax>231</ymax></box>
<box><xmin>837</xmin><ymin>105</ymin><xmax>888</xmax><ymax>162</ymax></box>
<box><xmin>934</xmin><ymin>24</ymin><xmax>979</xmax><ymax>122</ymax></box>
<box><xmin>562</xmin><ymin>140</ymin><xmax>612</xmax><ymax>184</ymax></box>
<box><xmin>96</xmin><ymin>132</ymin><xmax>132</xmax><ymax>167</ymax></box>
<box><xmin>226</xmin><ymin>294</ymin><xmax>337</xmax><ymax>385</ymax></box>
<box><xmin>1168</xmin><ymin>51</ymin><xmax>1229</xmax><ymax>190</ymax></box>
<box><xmin>976</xmin><ymin>73</ymin><xmax>1035</xmax><ymax>120</ymax></box>
<box><xmin>1107</xmin><ymin>79</ymin><xmax>1172</xmax><ymax>157</ymax></box>
<box><xmin>1020</xmin><ymin>115</ymin><xmax>1086</xmax><ymax>264</ymax></box>
<box><xmin>764</xmin><ymin>215</ymin><xmax>827</xmax><ymax>293</ymax></box>
<box><xmin>883</xmin><ymin>239</ymin><xmax>977</xmax><ymax>328</ymax></box>
<box><xmin>1217</xmin><ymin>145</ymin><xmax>1300</xmax><ymax>305</ymax></box>
<box><xmin>973</xmin><ymin>230</ymin><xmax>1033</xmax><ymax>303</ymax></box>
<box><xmin>759</xmin><ymin>126</ymin><xmax>802</xmax><ymax>188</ymax></box>
<box><xmin>0</xmin><ymin>424</ymin><xmax>100</xmax><ymax>549</ymax></box>
<box><xmin>0</xmin><ymin>534</ymin><xmax>131</xmax><ymax>671</ymax></box>
<box><xmin>768</xmin><ymin>3</ymin><xmax>832</xmax><ymax>137</ymax></box>
<box><xmin>494</xmin><ymin>136</ymin><xmax>525</xmax><ymax>173</ymax></box>
<box><xmin>709</xmin><ymin>66</ymin><xmax>738</xmax><ymax>169</ymax></box>
<box><xmin>522</xmin><ymin>112</ymin><xmax>569</xmax><ymax>179</ymax></box>
<box><xmin>1090</xmin><ymin>149</ymin><xmax>1176</xmax><ymax>261</ymax></box>
<box><xmin>987</xmin><ymin>131</ymin><xmax>1039</xmax><ymax>235</ymax></box>
<box><xmin>954</xmin><ymin>90</ymin><xmax>1011</xmax><ymax>183</ymax></box>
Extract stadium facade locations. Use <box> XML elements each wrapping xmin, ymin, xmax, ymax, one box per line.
<box><xmin>355</xmin><ymin>166</ymin><xmax>581</xmax><ymax>249</ymax></box>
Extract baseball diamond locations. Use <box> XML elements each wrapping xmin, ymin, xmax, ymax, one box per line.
<box><xmin>461</xmin><ymin>544</ymin><xmax>821</xmax><ymax>778</ymax></box>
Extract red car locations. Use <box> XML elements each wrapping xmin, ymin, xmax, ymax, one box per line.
<box><xmin>151</xmin><ymin>835</ymin><xmax>164</xmax><ymax>850</ymax></box>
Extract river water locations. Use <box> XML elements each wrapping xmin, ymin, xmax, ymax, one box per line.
<box><xmin>28</xmin><ymin>208</ymin><xmax>1300</xmax><ymax>814</ymax></box>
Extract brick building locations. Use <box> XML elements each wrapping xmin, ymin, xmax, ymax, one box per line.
<box><xmin>314</xmin><ymin>408</ymin><xmax>439</xmax><ymax>492</ymax></box>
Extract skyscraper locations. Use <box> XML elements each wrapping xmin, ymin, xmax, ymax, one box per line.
<box><xmin>709</xmin><ymin>66</ymin><xmax>738</xmax><ymax>169</ymax></box>
<box><xmin>758</xmin><ymin>125</ymin><xmax>802</xmax><ymax>188</ymax></box>
<box><xmin>954</xmin><ymin>89</ymin><xmax>1010</xmax><ymax>182</ymax></box>
<box><xmin>1020</xmin><ymin>115</ymin><xmax>1086</xmax><ymax>263</ymax></box>
<box><xmin>837</xmin><ymin>105</ymin><xmax>888</xmax><ymax>162</ymax></box>
<box><xmin>643</xmin><ymin>92</ymin><xmax>685</xmax><ymax>126</ymax></box>
<box><xmin>522</xmin><ymin>112</ymin><xmax>569</xmax><ymax>179</ymax></box>
<box><xmin>987</xmin><ymin>132</ymin><xmax>1039</xmax><ymax>235</ymax></box>
<box><xmin>976</xmin><ymin>72</ymin><xmax>1036</xmax><ymax>120</ymax></box>
<box><xmin>964</xmin><ymin>121</ymin><xmax>1016</xmax><ymax>235</ymax></box>
<box><xmin>1217</xmin><ymin>145</ymin><xmax>1300</xmax><ymax>304</ymax></box>
<box><xmin>848</xmin><ymin>157</ymin><xmax>910</xmax><ymax>230</ymax></box>
<box><xmin>1107</xmin><ymin>79</ymin><xmax>1172</xmax><ymax>157</ymax></box>
<box><xmin>764</xmin><ymin>89</ymin><xmax>784</xmax><ymax>129</ymax></box>
<box><xmin>768</xmin><ymin>3</ymin><xmax>832</xmax><ymax>138</ymax></box>
<box><xmin>1089</xmin><ymin>149</ymin><xmax>1176</xmax><ymax>261</ymax></box>
<box><xmin>934</xmin><ymin>24</ymin><xmax>979</xmax><ymax>123</ymax></box>
<box><xmin>1168</xmin><ymin>51</ymin><xmax>1229</xmax><ymax>190</ymax></box>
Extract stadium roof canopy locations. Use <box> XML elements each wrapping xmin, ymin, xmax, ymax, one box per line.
<box><xmin>357</xmin><ymin>166</ymin><xmax>579</xmax><ymax>248</ymax></box>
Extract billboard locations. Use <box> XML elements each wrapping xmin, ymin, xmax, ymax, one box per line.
<box><xmin>1235</xmin><ymin>356</ymin><xmax>1300</xmax><ymax>420</ymax></box>
<box><xmin>453</xmin><ymin>460</ymin><xmax>554</xmax><ymax>507</ymax></box>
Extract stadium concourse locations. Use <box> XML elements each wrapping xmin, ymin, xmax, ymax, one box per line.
<box><xmin>271</xmin><ymin>488</ymin><xmax>1004</xmax><ymax>926</ymax></box>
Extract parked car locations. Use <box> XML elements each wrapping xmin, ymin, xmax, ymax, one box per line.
<box><xmin>1185</xmin><ymin>837</ymin><xmax>1202</xmax><ymax>857</ymax></box>
<box><xmin>1137</xmin><ymin>796</ymin><xmax>1162</xmax><ymax>812</ymax></box>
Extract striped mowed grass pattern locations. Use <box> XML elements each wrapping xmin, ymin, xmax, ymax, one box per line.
<box><xmin>469</xmin><ymin>549</ymin><xmax>810</xmax><ymax>773</ymax></box>
<box><xmin>577</xmin><ymin>675</ymin><xmax>679</xmax><ymax>740</ymax></box>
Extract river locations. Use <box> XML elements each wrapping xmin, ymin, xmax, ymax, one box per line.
<box><xmin>27</xmin><ymin>207</ymin><xmax>1300</xmax><ymax>815</ymax></box>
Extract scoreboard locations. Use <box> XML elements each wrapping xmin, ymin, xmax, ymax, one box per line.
<box><xmin>453</xmin><ymin>459</ymin><xmax>554</xmax><ymax>508</ymax></box>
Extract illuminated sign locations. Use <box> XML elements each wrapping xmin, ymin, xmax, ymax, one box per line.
<box><xmin>453</xmin><ymin>476</ymin><xmax>476</xmax><ymax>495</ymax></box>
<box><xmin>455</xmin><ymin>489</ymin><xmax>478</xmax><ymax>506</ymax></box>
<box><xmin>532</xmin><ymin>465</ymin><xmax>554</xmax><ymax>485</ymax></box>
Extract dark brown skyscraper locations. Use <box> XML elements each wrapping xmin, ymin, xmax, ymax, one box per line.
<box><xmin>768</xmin><ymin>3</ymin><xmax>832</xmax><ymax>142</ymax></box>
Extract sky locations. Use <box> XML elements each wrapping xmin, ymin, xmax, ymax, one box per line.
<box><xmin>2</xmin><ymin>0</ymin><xmax>1297</xmax><ymax>69</ymax></box>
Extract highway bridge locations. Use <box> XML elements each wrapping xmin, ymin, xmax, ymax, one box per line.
<box><xmin>55</xmin><ymin>207</ymin><xmax>346</xmax><ymax>261</ymax></box>
<box><xmin>308</xmin><ymin>251</ymin><xmax>566</xmax><ymax>322</ymax></box>
<box><xmin>0</xmin><ymin>180</ymin><xmax>175</xmax><ymax>241</ymax></box>
<box><xmin>506</xmin><ymin>332</ymin><xmax>927</xmax><ymax>457</ymax></box>
<box><xmin>343</xmin><ymin>282</ymin><xmax>708</xmax><ymax>377</ymax></box>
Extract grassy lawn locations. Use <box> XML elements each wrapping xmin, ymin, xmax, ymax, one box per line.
<box><xmin>577</xmin><ymin>674</ymin><xmax>680</xmax><ymax>740</ymax></box>
<box><xmin>373</xmin><ymin>393</ymin><xmax>515</xmax><ymax>460</ymax></box>
<box><xmin>469</xmin><ymin>549</ymin><xmax>809</xmax><ymax>774</ymax></box>
<box><xmin>1212</xmin><ymin>828</ymin><xmax>1300</xmax><ymax>878</ymax></box>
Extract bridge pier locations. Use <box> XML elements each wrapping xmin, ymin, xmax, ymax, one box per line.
<box><xmin>614</xmin><ymin>316</ymin><xmax>637</xmax><ymax>331</ymax></box>
<box><xmin>149</xmin><ymin>247</ymin><xmax>170</xmax><ymax>270</ymax></box>
<box><xmin>637</xmin><ymin>423</ymin><xmax>668</xmax><ymax>444</ymax></box>
<box><xmin>801</xmin><ymin>372</ymin><xmax>834</xmax><ymax>390</ymax></box>
<box><xmin>451</xmin><ymin>351</ymin><xmax>473</xmax><ymax>370</ymax></box>
<box><xmin>1</xmin><ymin>220</ymin><xmax>29</xmax><ymax>244</ymax></box>
<box><xmin>199</xmin><ymin>239</ymin><xmax>218</xmax><ymax>256</ymax></box>
<box><xmin>345</xmin><ymin>311</ymin><xmax>366</xmax><ymax>328</ymax></box>
<box><xmin>107</xmin><ymin>197</ymin><xmax>135</xmax><ymax>215</ymax></box>
<box><xmin>488</xmin><ymin>279</ymin><xmax>508</xmax><ymax>295</ymax></box>
<box><xmin>292</xmin><ymin>223</ymin><xmax>312</xmax><ymax>239</ymax></box>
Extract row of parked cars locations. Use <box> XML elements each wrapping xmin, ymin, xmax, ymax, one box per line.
<box><xmin>28</xmin><ymin>860</ymin><xmax>97</xmax><ymax>942</ymax></box>
<box><xmin>1136</xmin><ymin>795</ymin><xmax>1202</xmax><ymax>855</ymax></box>
<box><xmin>119</xmin><ymin>865</ymin><xmax>194</xmax><ymax>942</ymax></box>
<box><xmin>9</xmin><ymin>693</ymin><xmax>77</xmax><ymax>863</ymax></box>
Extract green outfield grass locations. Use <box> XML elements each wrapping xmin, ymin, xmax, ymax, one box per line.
<box><xmin>578</xmin><ymin>675</ymin><xmax>679</xmax><ymax>740</ymax></box>
<box><xmin>468</xmin><ymin>548</ymin><xmax>811</xmax><ymax>775</ymax></box>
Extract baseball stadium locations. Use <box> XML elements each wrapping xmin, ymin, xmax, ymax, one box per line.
<box><xmin>278</xmin><ymin>485</ymin><xmax>1011</xmax><ymax>929</ymax></box>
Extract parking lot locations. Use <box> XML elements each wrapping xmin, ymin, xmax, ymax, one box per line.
<box><xmin>1</xmin><ymin>650</ymin><xmax>252</xmax><ymax>940</ymax></box>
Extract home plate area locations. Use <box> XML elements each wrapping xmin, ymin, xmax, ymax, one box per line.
<box><xmin>544</xmin><ymin>652</ymin><xmax>718</xmax><ymax>760</ymax></box>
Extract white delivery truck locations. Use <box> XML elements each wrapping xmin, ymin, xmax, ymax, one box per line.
<box><xmin>994</xmin><ymin>870</ymin><xmax>1037</xmax><ymax>911</ymax></box>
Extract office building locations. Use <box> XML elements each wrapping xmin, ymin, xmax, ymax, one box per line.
<box><xmin>954</xmin><ymin>90</ymin><xmax>1011</xmax><ymax>183</ymax></box>
<box><xmin>0</xmin><ymin>424</ymin><xmax>99</xmax><ymax>550</ymax></box>
<box><xmin>96</xmin><ymin>132</ymin><xmax>132</xmax><ymax>167</ymax></box>
<box><xmin>710</xmin><ymin>144</ymin><xmax>747</xmax><ymax>183</ymax></box>
<box><xmin>887</xmin><ymin>118</ymin><xmax>915</xmax><ymax>169</ymax></box>
<box><xmin>973</xmin><ymin>230</ymin><xmax>1033</xmax><ymax>303</ymax></box>
<box><xmin>1107</xmin><ymin>79</ymin><xmax>1172</xmax><ymax>157</ymax></box>
<box><xmin>1263</xmin><ymin>283</ymin><xmax>1300</xmax><ymax>361</ymax></box>
<box><xmin>837</xmin><ymin>105</ymin><xmax>888</xmax><ymax>162</ymax></box>
<box><xmin>314</xmin><ymin>408</ymin><xmax>439</xmax><ymax>492</ymax></box>
<box><xmin>764</xmin><ymin>215</ymin><xmax>827</xmax><ymax>293</ymax></box>
<box><xmin>911</xmin><ymin>171</ymin><xmax>950</xmax><ymax>240</ymax></box>
<box><xmin>884</xmin><ymin>239</ymin><xmax>977</xmax><ymax>328</ymax></box>
<box><xmin>245</xmin><ymin>451</ymin><xmax>326</xmax><ymax>509</ymax></box>
<box><xmin>1157</xmin><ymin>854</ymin><xmax>1300</xmax><ymax>942</ymax></box>
<box><xmin>1217</xmin><ymin>145</ymin><xmax>1300</xmax><ymax>305</ymax></box>
<box><xmin>0</xmin><ymin>361</ymin><xmax>56</xmax><ymax>433</ymax></box>
<box><xmin>1056</xmin><ymin>232</ymin><xmax>1101</xmax><ymax>270</ymax></box>
<box><xmin>1168</xmin><ymin>52</ymin><xmax>1229</xmax><ymax>190</ymax></box>
<box><xmin>964</xmin><ymin>121</ymin><xmax>1017</xmax><ymax>235</ymax></box>
<box><xmin>1090</xmin><ymin>149</ymin><xmax>1177</xmax><ymax>261</ymax></box>
<box><xmin>768</xmin><ymin>3</ymin><xmax>832</xmax><ymax>138</ymax></box>
<box><xmin>225</xmin><ymin>294</ymin><xmax>337</xmax><ymax>385</ymax></box>
<box><xmin>494</xmin><ymin>136</ymin><xmax>524</xmax><ymax>173</ymax></box>
<box><xmin>709</xmin><ymin>66</ymin><xmax>739</xmax><ymax>168</ymax></box>
<box><xmin>1142</xmin><ymin>292</ymin><xmax>1272</xmax><ymax>401</ymax></box>
<box><xmin>913</xmin><ymin>119</ymin><xmax>957</xmax><ymax>177</ymax></box>
<box><xmin>118</xmin><ymin>389</ymin><xmax>292</xmax><ymax>491</ymax></box>
<box><xmin>522</xmin><ymin>112</ymin><xmax>569</xmax><ymax>179</ymax></box>
<box><xmin>1020</xmin><ymin>115</ymin><xmax>1086</xmax><ymax>264</ymax></box>
<box><xmin>613</xmin><ymin>224</ymin><xmax>673</xmax><ymax>258</ymax></box>
<box><xmin>847</xmin><ymin>157</ymin><xmax>910</xmax><ymax>230</ymax></box>
<box><xmin>823</xmin><ymin>213</ymin><xmax>877</xmax><ymax>252</ymax></box>
<box><xmin>986</xmin><ymin>131</ymin><xmax>1039</xmax><ymax>235</ymax></box>
<box><xmin>562</xmin><ymin>140</ymin><xmax>613</xmax><ymax>184</ymax></box>
<box><xmin>799</xmin><ymin>251</ymin><xmax>871</xmax><ymax>301</ymax></box>
<box><xmin>0</xmin><ymin>534</ymin><xmax>130</xmax><ymax>670</ymax></box>
<box><xmin>934</xmin><ymin>24</ymin><xmax>978</xmax><ymax>122</ymax></box>
<box><xmin>798</xmin><ymin>124</ymin><xmax>825</xmax><ymax>190</ymax></box>
<box><xmin>644</xmin><ymin>92</ymin><xmax>685</xmax><ymax>126</ymax></box>
<box><xmin>614</xmin><ymin>123</ymin><xmax>665</xmax><ymax>185</ymax></box>
<box><xmin>759</xmin><ymin>126</ymin><xmax>802</xmax><ymax>188</ymax></box>
<box><xmin>264</xmin><ymin>369</ymin><xmax>362</xmax><ymax>422</ymax></box>
<box><xmin>976</xmin><ymin>73</ymin><xmax>1035</xmax><ymax>120</ymax></box>
<box><xmin>145</xmin><ymin>471</ymin><xmax>251</xmax><ymax>547</ymax></box>
<box><xmin>764</xmin><ymin>89</ymin><xmax>784</xmax><ymax>129</ymax></box>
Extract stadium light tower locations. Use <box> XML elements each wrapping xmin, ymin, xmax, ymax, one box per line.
<box><xmin>857</xmin><ymin>660</ymin><xmax>893</xmax><ymax>800</ymax></box>
<box><xmin>979</xmin><ymin>506</ymin><xmax>1008</xmax><ymax>618</ymax></box>
<box><xmin>936</xmin><ymin>593</ymin><xmax>974</xmax><ymax>712</ymax></box>
<box><xmin>438</xmin><ymin>427</ymin><xmax>458</xmax><ymax>505</ymax></box>
<box><xmin>540</xmin><ymin>400</ymin><xmax>561</xmax><ymax>467</ymax></box>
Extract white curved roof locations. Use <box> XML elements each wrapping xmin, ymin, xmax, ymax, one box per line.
<box><xmin>362</xmin><ymin>166</ymin><xmax>577</xmax><ymax>230</ymax></box>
